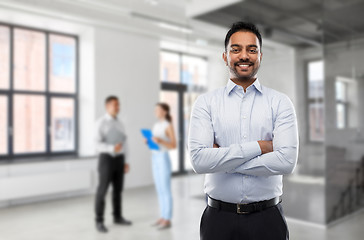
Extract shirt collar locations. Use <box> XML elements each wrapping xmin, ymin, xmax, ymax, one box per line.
<box><xmin>105</xmin><ymin>113</ymin><xmax>117</xmax><ymax>120</ymax></box>
<box><xmin>226</xmin><ymin>78</ymin><xmax>263</xmax><ymax>95</ymax></box>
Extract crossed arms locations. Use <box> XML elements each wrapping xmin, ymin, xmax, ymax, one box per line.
<box><xmin>188</xmin><ymin>95</ymin><xmax>299</xmax><ymax>177</ymax></box>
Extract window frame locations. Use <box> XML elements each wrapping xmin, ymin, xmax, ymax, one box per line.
<box><xmin>0</xmin><ymin>22</ymin><xmax>79</xmax><ymax>161</ymax></box>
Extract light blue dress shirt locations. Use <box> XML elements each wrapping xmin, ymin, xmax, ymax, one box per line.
<box><xmin>188</xmin><ymin>79</ymin><xmax>299</xmax><ymax>204</ymax></box>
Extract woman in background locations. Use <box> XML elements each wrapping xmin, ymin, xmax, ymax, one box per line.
<box><xmin>148</xmin><ymin>103</ymin><xmax>176</xmax><ymax>230</ymax></box>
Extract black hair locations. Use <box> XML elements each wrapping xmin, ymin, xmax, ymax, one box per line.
<box><xmin>105</xmin><ymin>95</ymin><xmax>118</xmax><ymax>104</ymax></box>
<box><xmin>156</xmin><ymin>102</ymin><xmax>172</xmax><ymax>122</ymax></box>
<box><xmin>224</xmin><ymin>21</ymin><xmax>262</xmax><ymax>51</ymax></box>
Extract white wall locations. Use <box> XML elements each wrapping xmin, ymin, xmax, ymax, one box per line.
<box><xmin>94</xmin><ymin>27</ymin><xmax>160</xmax><ymax>188</ymax></box>
<box><xmin>259</xmin><ymin>45</ymin><xmax>296</xmax><ymax>105</ymax></box>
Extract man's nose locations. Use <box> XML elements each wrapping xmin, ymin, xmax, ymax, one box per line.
<box><xmin>239</xmin><ymin>49</ymin><xmax>249</xmax><ymax>61</ymax></box>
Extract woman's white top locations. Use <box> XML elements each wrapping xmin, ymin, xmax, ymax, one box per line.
<box><xmin>152</xmin><ymin>119</ymin><xmax>170</xmax><ymax>152</ymax></box>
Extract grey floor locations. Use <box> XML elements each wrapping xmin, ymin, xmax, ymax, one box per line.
<box><xmin>0</xmin><ymin>174</ymin><xmax>363</xmax><ymax>240</ymax></box>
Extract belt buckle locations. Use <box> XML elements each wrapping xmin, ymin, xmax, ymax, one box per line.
<box><xmin>237</xmin><ymin>204</ymin><xmax>249</xmax><ymax>214</ymax></box>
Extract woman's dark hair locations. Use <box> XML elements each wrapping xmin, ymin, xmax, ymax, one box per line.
<box><xmin>156</xmin><ymin>102</ymin><xmax>172</xmax><ymax>122</ymax></box>
<box><xmin>224</xmin><ymin>21</ymin><xmax>262</xmax><ymax>51</ymax></box>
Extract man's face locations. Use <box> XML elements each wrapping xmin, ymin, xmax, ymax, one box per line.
<box><xmin>223</xmin><ymin>31</ymin><xmax>262</xmax><ymax>81</ymax></box>
<box><xmin>106</xmin><ymin>99</ymin><xmax>120</xmax><ymax>116</ymax></box>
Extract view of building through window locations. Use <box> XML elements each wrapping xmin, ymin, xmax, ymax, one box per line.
<box><xmin>0</xmin><ymin>96</ymin><xmax>7</xmax><ymax>155</ymax></box>
<box><xmin>0</xmin><ymin>26</ymin><xmax>9</xmax><ymax>90</ymax></box>
<box><xmin>14</xmin><ymin>29</ymin><xmax>46</xmax><ymax>91</ymax></box>
<box><xmin>49</xmin><ymin>35</ymin><xmax>76</xmax><ymax>93</ymax></box>
<box><xmin>13</xmin><ymin>94</ymin><xmax>46</xmax><ymax>153</ymax></box>
<box><xmin>51</xmin><ymin>98</ymin><xmax>75</xmax><ymax>152</ymax></box>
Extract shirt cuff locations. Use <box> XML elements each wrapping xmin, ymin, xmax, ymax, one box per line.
<box><xmin>239</xmin><ymin>141</ymin><xmax>262</xmax><ymax>162</ymax></box>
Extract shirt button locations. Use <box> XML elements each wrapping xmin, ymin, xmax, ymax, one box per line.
<box><xmin>242</xmin><ymin>116</ymin><xmax>247</xmax><ymax>119</ymax></box>
<box><xmin>243</xmin><ymin>135</ymin><xmax>247</xmax><ymax>138</ymax></box>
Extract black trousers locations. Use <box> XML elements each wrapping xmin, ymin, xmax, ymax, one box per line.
<box><xmin>95</xmin><ymin>154</ymin><xmax>125</xmax><ymax>223</ymax></box>
<box><xmin>200</xmin><ymin>203</ymin><xmax>289</xmax><ymax>240</ymax></box>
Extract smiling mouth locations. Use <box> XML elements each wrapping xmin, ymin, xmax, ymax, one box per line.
<box><xmin>236</xmin><ymin>63</ymin><xmax>252</xmax><ymax>70</ymax></box>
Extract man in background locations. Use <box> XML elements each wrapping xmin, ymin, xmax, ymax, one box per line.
<box><xmin>95</xmin><ymin>96</ymin><xmax>132</xmax><ymax>233</ymax></box>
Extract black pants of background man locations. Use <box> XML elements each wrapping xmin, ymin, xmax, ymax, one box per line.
<box><xmin>200</xmin><ymin>203</ymin><xmax>289</xmax><ymax>240</ymax></box>
<box><xmin>95</xmin><ymin>153</ymin><xmax>125</xmax><ymax>223</ymax></box>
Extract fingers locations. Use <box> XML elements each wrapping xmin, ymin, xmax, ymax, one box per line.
<box><xmin>152</xmin><ymin>137</ymin><xmax>161</xmax><ymax>143</ymax></box>
<box><xmin>124</xmin><ymin>164</ymin><xmax>130</xmax><ymax>173</ymax></box>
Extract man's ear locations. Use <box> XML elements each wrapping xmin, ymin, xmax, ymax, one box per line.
<box><xmin>222</xmin><ymin>52</ymin><xmax>228</xmax><ymax>66</ymax></box>
<box><xmin>260</xmin><ymin>51</ymin><xmax>263</xmax><ymax>62</ymax></box>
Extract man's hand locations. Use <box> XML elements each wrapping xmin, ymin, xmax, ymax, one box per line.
<box><xmin>213</xmin><ymin>143</ymin><xmax>220</xmax><ymax>148</ymax></box>
<box><xmin>258</xmin><ymin>140</ymin><xmax>273</xmax><ymax>154</ymax></box>
<box><xmin>114</xmin><ymin>143</ymin><xmax>122</xmax><ymax>153</ymax></box>
<box><xmin>124</xmin><ymin>163</ymin><xmax>130</xmax><ymax>173</ymax></box>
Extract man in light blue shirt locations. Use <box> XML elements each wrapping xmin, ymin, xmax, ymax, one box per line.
<box><xmin>188</xmin><ymin>22</ymin><xmax>298</xmax><ymax>240</ymax></box>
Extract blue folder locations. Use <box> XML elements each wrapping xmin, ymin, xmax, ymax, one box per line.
<box><xmin>140</xmin><ymin>129</ymin><xmax>160</xmax><ymax>150</ymax></box>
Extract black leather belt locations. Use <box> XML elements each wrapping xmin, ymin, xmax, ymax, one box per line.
<box><xmin>207</xmin><ymin>196</ymin><xmax>281</xmax><ymax>214</ymax></box>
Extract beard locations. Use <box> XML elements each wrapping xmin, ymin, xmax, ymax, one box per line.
<box><xmin>229</xmin><ymin>60</ymin><xmax>260</xmax><ymax>81</ymax></box>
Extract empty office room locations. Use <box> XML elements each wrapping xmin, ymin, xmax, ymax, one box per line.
<box><xmin>0</xmin><ymin>0</ymin><xmax>364</xmax><ymax>239</ymax></box>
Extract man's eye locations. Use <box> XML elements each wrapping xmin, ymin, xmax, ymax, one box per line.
<box><xmin>249</xmin><ymin>49</ymin><xmax>257</xmax><ymax>53</ymax></box>
<box><xmin>231</xmin><ymin>48</ymin><xmax>240</xmax><ymax>53</ymax></box>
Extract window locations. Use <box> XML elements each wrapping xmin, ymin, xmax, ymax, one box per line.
<box><xmin>0</xmin><ymin>96</ymin><xmax>7</xmax><ymax>155</ymax></box>
<box><xmin>334</xmin><ymin>76</ymin><xmax>359</xmax><ymax>129</ymax></box>
<box><xmin>159</xmin><ymin>50</ymin><xmax>208</xmax><ymax>173</ymax></box>
<box><xmin>51</xmin><ymin>98</ymin><xmax>75</xmax><ymax>152</ymax></box>
<box><xmin>0</xmin><ymin>24</ymin><xmax>78</xmax><ymax>160</ymax></box>
<box><xmin>14</xmin><ymin>29</ymin><xmax>46</xmax><ymax>91</ymax></box>
<box><xmin>335</xmin><ymin>80</ymin><xmax>347</xmax><ymax>129</ymax></box>
<box><xmin>0</xmin><ymin>26</ymin><xmax>10</xmax><ymax>89</ymax></box>
<box><xmin>307</xmin><ymin>60</ymin><xmax>324</xmax><ymax>142</ymax></box>
<box><xmin>181</xmin><ymin>55</ymin><xmax>207</xmax><ymax>86</ymax></box>
<box><xmin>160</xmin><ymin>51</ymin><xmax>180</xmax><ymax>83</ymax></box>
<box><xmin>13</xmin><ymin>94</ymin><xmax>46</xmax><ymax>153</ymax></box>
<box><xmin>49</xmin><ymin>35</ymin><xmax>76</xmax><ymax>93</ymax></box>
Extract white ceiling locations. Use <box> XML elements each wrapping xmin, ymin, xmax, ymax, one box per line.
<box><xmin>0</xmin><ymin>0</ymin><xmax>291</xmax><ymax>51</ymax></box>
<box><xmin>0</xmin><ymin>0</ymin><xmax>236</xmax><ymax>48</ymax></box>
